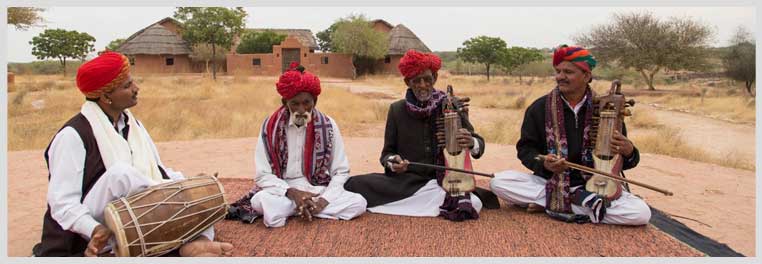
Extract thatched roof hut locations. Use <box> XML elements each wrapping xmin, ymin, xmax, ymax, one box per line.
<box><xmin>387</xmin><ymin>24</ymin><xmax>431</xmax><ymax>55</ymax></box>
<box><xmin>116</xmin><ymin>18</ymin><xmax>191</xmax><ymax>55</ymax></box>
<box><xmin>247</xmin><ymin>28</ymin><xmax>318</xmax><ymax>50</ymax></box>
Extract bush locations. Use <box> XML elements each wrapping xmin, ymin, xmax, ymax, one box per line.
<box><xmin>8</xmin><ymin>60</ymin><xmax>84</xmax><ymax>75</ymax></box>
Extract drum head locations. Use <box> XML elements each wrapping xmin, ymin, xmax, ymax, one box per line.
<box><xmin>103</xmin><ymin>202</ymin><xmax>130</xmax><ymax>257</ymax></box>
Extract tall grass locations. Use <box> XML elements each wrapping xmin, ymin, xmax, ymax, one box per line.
<box><xmin>8</xmin><ymin>74</ymin><xmax>754</xmax><ymax>170</ymax></box>
<box><xmin>7</xmin><ymin>75</ymin><xmax>382</xmax><ymax>150</ymax></box>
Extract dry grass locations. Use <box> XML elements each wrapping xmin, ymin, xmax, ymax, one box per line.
<box><xmin>7</xmin><ymin>75</ymin><xmax>381</xmax><ymax>151</ymax></box>
<box><xmin>635</xmin><ymin>82</ymin><xmax>756</xmax><ymax>124</ymax></box>
<box><xmin>630</xmin><ymin>126</ymin><xmax>755</xmax><ymax>170</ymax></box>
<box><xmin>8</xmin><ymin>74</ymin><xmax>754</xmax><ymax>171</ymax></box>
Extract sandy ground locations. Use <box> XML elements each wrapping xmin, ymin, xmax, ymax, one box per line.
<box><xmin>7</xmin><ymin>136</ymin><xmax>755</xmax><ymax>256</ymax></box>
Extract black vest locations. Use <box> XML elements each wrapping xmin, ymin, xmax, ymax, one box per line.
<box><xmin>32</xmin><ymin>113</ymin><xmax>167</xmax><ymax>256</ymax></box>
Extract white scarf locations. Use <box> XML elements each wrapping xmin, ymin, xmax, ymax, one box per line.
<box><xmin>80</xmin><ymin>101</ymin><xmax>164</xmax><ymax>184</ymax></box>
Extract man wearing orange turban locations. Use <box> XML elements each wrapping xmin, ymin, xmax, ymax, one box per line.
<box><xmin>344</xmin><ymin>49</ymin><xmax>495</xmax><ymax>222</ymax></box>
<box><xmin>490</xmin><ymin>45</ymin><xmax>650</xmax><ymax>225</ymax></box>
<box><xmin>226</xmin><ymin>63</ymin><xmax>367</xmax><ymax>227</ymax></box>
<box><xmin>33</xmin><ymin>52</ymin><xmax>233</xmax><ymax>257</ymax></box>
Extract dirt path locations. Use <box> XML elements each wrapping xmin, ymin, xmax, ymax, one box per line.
<box><xmin>639</xmin><ymin>104</ymin><xmax>755</xmax><ymax>165</ymax></box>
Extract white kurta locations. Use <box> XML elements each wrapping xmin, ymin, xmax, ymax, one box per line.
<box><xmin>47</xmin><ymin>112</ymin><xmax>214</xmax><ymax>251</ymax></box>
<box><xmin>368</xmin><ymin>179</ymin><xmax>484</xmax><ymax>217</ymax></box>
<box><xmin>490</xmin><ymin>170</ymin><xmax>651</xmax><ymax>225</ymax></box>
<box><xmin>251</xmin><ymin>115</ymin><xmax>367</xmax><ymax>227</ymax></box>
<box><xmin>371</xmin><ymin>139</ymin><xmax>484</xmax><ymax>217</ymax></box>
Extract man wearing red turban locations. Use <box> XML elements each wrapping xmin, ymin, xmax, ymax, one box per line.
<box><xmin>33</xmin><ymin>52</ymin><xmax>234</xmax><ymax>257</ymax></box>
<box><xmin>344</xmin><ymin>49</ymin><xmax>496</xmax><ymax>222</ymax></box>
<box><xmin>226</xmin><ymin>63</ymin><xmax>367</xmax><ymax>227</ymax></box>
<box><xmin>490</xmin><ymin>45</ymin><xmax>651</xmax><ymax>225</ymax></box>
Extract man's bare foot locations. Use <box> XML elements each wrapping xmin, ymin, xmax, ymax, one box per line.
<box><xmin>179</xmin><ymin>237</ymin><xmax>234</xmax><ymax>257</ymax></box>
<box><xmin>526</xmin><ymin>203</ymin><xmax>545</xmax><ymax>213</ymax></box>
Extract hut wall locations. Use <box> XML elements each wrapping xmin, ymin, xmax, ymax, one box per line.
<box><xmin>129</xmin><ymin>54</ymin><xmax>195</xmax><ymax>74</ymax></box>
<box><xmin>376</xmin><ymin>55</ymin><xmax>403</xmax><ymax>76</ymax></box>
<box><xmin>227</xmin><ymin>53</ymin><xmax>279</xmax><ymax>75</ymax></box>
<box><xmin>306</xmin><ymin>53</ymin><xmax>354</xmax><ymax>79</ymax></box>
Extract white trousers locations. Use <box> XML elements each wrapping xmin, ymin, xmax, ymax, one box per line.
<box><xmin>250</xmin><ymin>187</ymin><xmax>367</xmax><ymax>228</ymax></box>
<box><xmin>368</xmin><ymin>179</ymin><xmax>483</xmax><ymax>217</ymax></box>
<box><xmin>84</xmin><ymin>162</ymin><xmax>214</xmax><ymax>251</ymax></box>
<box><xmin>490</xmin><ymin>170</ymin><xmax>651</xmax><ymax>225</ymax></box>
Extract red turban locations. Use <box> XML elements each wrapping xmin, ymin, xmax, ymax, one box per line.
<box><xmin>276</xmin><ymin>63</ymin><xmax>321</xmax><ymax>100</ymax></box>
<box><xmin>76</xmin><ymin>51</ymin><xmax>130</xmax><ymax>99</ymax></box>
<box><xmin>398</xmin><ymin>49</ymin><xmax>442</xmax><ymax>79</ymax></box>
<box><xmin>552</xmin><ymin>45</ymin><xmax>597</xmax><ymax>72</ymax></box>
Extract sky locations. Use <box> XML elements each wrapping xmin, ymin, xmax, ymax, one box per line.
<box><xmin>5</xmin><ymin>5</ymin><xmax>756</xmax><ymax>62</ymax></box>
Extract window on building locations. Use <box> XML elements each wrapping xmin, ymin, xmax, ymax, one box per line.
<box><xmin>165</xmin><ymin>58</ymin><xmax>174</xmax><ymax>66</ymax></box>
<box><xmin>384</xmin><ymin>55</ymin><xmax>391</xmax><ymax>64</ymax></box>
<box><xmin>321</xmin><ymin>56</ymin><xmax>329</xmax><ymax>64</ymax></box>
<box><xmin>252</xmin><ymin>58</ymin><xmax>261</xmax><ymax>66</ymax></box>
<box><xmin>128</xmin><ymin>56</ymin><xmax>135</xmax><ymax>65</ymax></box>
<box><xmin>304</xmin><ymin>53</ymin><xmax>307</xmax><ymax>57</ymax></box>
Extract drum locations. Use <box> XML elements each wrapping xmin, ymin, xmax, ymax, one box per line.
<box><xmin>103</xmin><ymin>175</ymin><xmax>228</xmax><ymax>257</ymax></box>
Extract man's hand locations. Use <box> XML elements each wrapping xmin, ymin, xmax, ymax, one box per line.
<box><xmin>610</xmin><ymin>130</ymin><xmax>634</xmax><ymax>157</ymax></box>
<box><xmin>456</xmin><ymin>128</ymin><xmax>475</xmax><ymax>149</ymax></box>
<box><xmin>84</xmin><ymin>224</ymin><xmax>112</xmax><ymax>257</ymax></box>
<box><xmin>542</xmin><ymin>154</ymin><xmax>568</xmax><ymax>174</ymax></box>
<box><xmin>436</xmin><ymin>118</ymin><xmax>445</xmax><ymax>148</ymax></box>
<box><xmin>308</xmin><ymin>197</ymin><xmax>329</xmax><ymax>216</ymax></box>
<box><xmin>286</xmin><ymin>188</ymin><xmax>319</xmax><ymax>221</ymax></box>
<box><xmin>387</xmin><ymin>155</ymin><xmax>409</xmax><ymax>173</ymax></box>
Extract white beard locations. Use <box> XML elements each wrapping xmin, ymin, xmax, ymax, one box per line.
<box><xmin>290</xmin><ymin>109</ymin><xmax>312</xmax><ymax>127</ymax></box>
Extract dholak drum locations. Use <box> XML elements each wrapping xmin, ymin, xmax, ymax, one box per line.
<box><xmin>103</xmin><ymin>175</ymin><xmax>228</xmax><ymax>257</ymax></box>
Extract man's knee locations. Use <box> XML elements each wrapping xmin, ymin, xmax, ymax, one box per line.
<box><xmin>337</xmin><ymin>192</ymin><xmax>368</xmax><ymax>219</ymax></box>
<box><xmin>629</xmin><ymin>201</ymin><xmax>652</xmax><ymax>225</ymax></box>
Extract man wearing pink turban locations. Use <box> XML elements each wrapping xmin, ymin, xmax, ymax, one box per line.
<box><xmin>344</xmin><ymin>49</ymin><xmax>497</xmax><ymax>222</ymax></box>
<box><xmin>226</xmin><ymin>63</ymin><xmax>367</xmax><ymax>227</ymax></box>
<box><xmin>33</xmin><ymin>52</ymin><xmax>233</xmax><ymax>257</ymax></box>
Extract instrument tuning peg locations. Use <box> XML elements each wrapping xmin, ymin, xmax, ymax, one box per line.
<box><xmin>626</xmin><ymin>99</ymin><xmax>636</xmax><ymax>106</ymax></box>
<box><xmin>621</xmin><ymin>109</ymin><xmax>632</xmax><ymax>116</ymax></box>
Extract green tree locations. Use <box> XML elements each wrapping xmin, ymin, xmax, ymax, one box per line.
<box><xmin>29</xmin><ymin>29</ymin><xmax>95</xmax><ymax>76</ymax></box>
<box><xmin>498</xmin><ymin>47</ymin><xmax>545</xmax><ymax>83</ymax></box>
<box><xmin>106</xmin><ymin>38</ymin><xmax>126</xmax><ymax>51</ymax></box>
<box><xmin>8</xmin><ymin>7</ymin><xmax>44</xmax><ymax>30</ymax></box>
<box><xmin>576</xmin><ymin>12</ymin><xmax>713</xmax><ymax>90</ymax></box>
<box><xmin>190</xmin><ymin>43</ymin><xmax>229</xmax><ymax>75</ymax></box>
<box><xmin>723</xmin><ymin>26</ymin><xmax>756</xmax><ymax>97</ymax></box>
<box><xmin>316</xmin><ymin>23</ymin><xmax>338</xmax><ymax>52</ymax></box>
<box><xmin>331</xmin><ymin>14</ymin><xmax>389</xmax><ymax>75</ymax></box>
<box><xmin>457</xmin><ymin>36</ymin><xmax>508</xmax><ymax>81</ymax></box>
<box><xmin>173</xmin><ymin>7</ymin><xmax>247</xmax><ymax>80</ymax></box>
<box><xmin>236</xmin><ymin>30</ymin><xmax>287</xmax><ymax>54</ymax></box>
